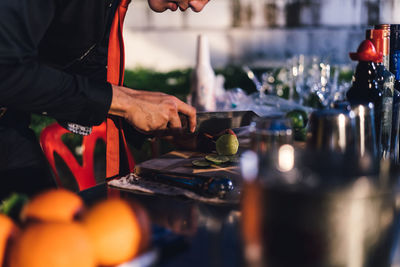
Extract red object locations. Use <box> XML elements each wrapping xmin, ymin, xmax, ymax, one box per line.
<box><xmin>349</xmin><ymin>39</ymin><xmax>383</xmax><ymax>62</ymax></box>
<box><xmin>40</xmin><ymin>122</ymin><xmax>106</xmax><ymax>191</ymax></box>
<box><xmin>366</xmin><ymin>29</ymin><xmax>385</xmax><ymax>63</ymax></box>
<box><xmin>106</xmin><ymin>0</ymin><xmax>135</xmax><ymax>178</ymax></box>
<box><xmin>39</xmin><ymin>0</ymin><xmax>135</xmax><ymax>190</ymax></box>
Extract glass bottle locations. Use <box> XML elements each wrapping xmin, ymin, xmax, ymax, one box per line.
<box><xmin>241</xmin><ymin>116</ymin><xmax>294</xmax><ymax>267</ymax></box>
<box><xmin>388</xmin><ymin>24</ymin><xmax>400</xmax><ymax>161</ymax></box>
<box><xmin>374</xmin><ymin>24</ymin><xmax>391</xmax><ymax>69</ymax></box>
<box><xmin>188</xmin><ymin>34</ymin><xmax>216</xmax><ymax>111</ymax></box>
<box><xmin>347</xmin><ymin>40</ymin><xmax>383</xmax><ymax>150</ymax></box>
<box><xmin>367</xmin><ymin>29</ymin><xmax>394</xmax><ymax>159</ymax></box>
<box><xmin>390</xmin><ymin>24</ymin><xmax>400</xmax><ymax>82</ymax></box>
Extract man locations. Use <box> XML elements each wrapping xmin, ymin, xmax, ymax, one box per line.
<box><xmin>0</xmin><ymin>0</ymin><xmax>210</xmax><ymax>198</ymax></box>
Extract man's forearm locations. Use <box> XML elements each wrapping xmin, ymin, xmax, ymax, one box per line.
<box><xmin>109</xmin><ymin>84</ymin><xmax>132</xmax><ymax>119</ymax></box>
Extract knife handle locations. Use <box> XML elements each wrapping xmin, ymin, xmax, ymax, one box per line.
<box><xmin>154</xmin><ymin>174</ymin><xmax>207</xmax><ymax>192</ymax></box>
<box><xmin>178</xmin><ymin>113</ymin><xmax>190</xmax><ymax>133</ymax></box>
<box><xmin>153</xmin><ymin>174</ymin><xmax>234</xmax><ymax>199</ymax></box>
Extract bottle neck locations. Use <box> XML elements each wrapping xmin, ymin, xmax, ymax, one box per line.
<box><xmin>352</xmin><ymin>61</ymin><xmax>378</xmax><ymax>89</ymax></box>
<box><xmin>196</xmin><ymin>35</ymin><xmax>211</xmax><ymax>67</ymax></box>
<box><xmin>390</xmin><ymin>30</ymin><xmax>400</xmax><ymax>81</ymax></box>
<box><xmin>356</xmin><ymin>61</ymin><xmax>377</xmax><ymax>74</ymax></box>
<box><xmin>366</xmin><ymin>29</ymin><xmax>389</xmax><ymax>68</ymax></box>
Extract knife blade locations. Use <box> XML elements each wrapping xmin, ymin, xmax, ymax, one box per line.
<box><xmin>181</xmin><ymin>110</ymin><xmax>258</xmax><ymax>134</ymax></box>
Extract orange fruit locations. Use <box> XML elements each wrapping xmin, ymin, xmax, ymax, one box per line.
<box><xmin>82</xmin><ymin>198</ymin><xmax>150</xmax><ymax>266</ymax></box>
<box><xmin>20</xmin><ymin>189</ymin><xmax>84</xmax><ymax>223</ymax></box>
<box><xmin>0</xmin><ymin>214</ymin><xmax>18</xmax><ymax>267</ymax></box>
<box><xmin>8</xmin><ymin>222</ymin><xmax>95</xmax><ymax>267</ymax></box>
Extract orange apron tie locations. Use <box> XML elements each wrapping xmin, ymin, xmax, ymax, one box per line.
<box><xmin>106</xmin><ymin>0</ymin><xmax>135</xmax><ymax>178</ymax></box>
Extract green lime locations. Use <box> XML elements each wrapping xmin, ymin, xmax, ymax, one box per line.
<box><xmin>205</xmin><ymin>154</ymin><xmax>230</xmax><ymax>164</ymax></box>
<box><xmin>216</xmin><ymin>134</ymin><xmax>239</xmax><ymax>156</ymax></box>
<box><xmin>192</xmin><ymin>159</ymin><xmax>211</xmax><ymax>167</ymax></box>
<box><xmin>286</xmin><ymin>109</ymin><xmax>308</xmax><ymax>129</ymax></box>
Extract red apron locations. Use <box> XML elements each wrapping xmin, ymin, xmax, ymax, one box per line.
<box><xmin>106</xmin><ymin>0</ymin><xmax>135</xmax><ymax>178</ymax></box>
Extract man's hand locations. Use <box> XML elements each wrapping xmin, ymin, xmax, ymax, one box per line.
<box><xmin>109</xmin><ymin>85</ymin><xmax>196</xmax><ymax>134</ymax></box>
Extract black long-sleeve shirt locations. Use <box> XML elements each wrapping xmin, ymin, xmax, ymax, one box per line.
<box><xmin>0</xmin><ymin>0</ymin><xmax>118</xmax><ymax>126</ymax></box>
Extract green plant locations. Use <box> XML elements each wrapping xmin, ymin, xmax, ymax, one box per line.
<box><xmin>123</xmin><ymin>68</ymin><xmax>192</xmax><ymax>101</ymax></box>
<box><xmin>30</xmin><ymin>114</ymin><xmax>55</xmax><ymax>138</ymax></box>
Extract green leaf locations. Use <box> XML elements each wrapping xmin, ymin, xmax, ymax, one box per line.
<box><xmin>0</xmin><ymin>193</ymin><xmax>29</xmax><ymax>222</ymax></box>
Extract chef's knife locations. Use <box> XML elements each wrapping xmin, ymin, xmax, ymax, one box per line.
<box><xmin>180</xmin><ymin>110</ymin><xmax>258</xmax><ymax>134</ymax></box>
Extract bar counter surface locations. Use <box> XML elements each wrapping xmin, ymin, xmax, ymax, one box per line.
<box><xmin>80</xmin><ymin>182</ymin><xmax>242</xmax><ymax>267</ymax></box>
<box><xmin>79</xmin><ymin>181</ymin><xmax>400</xmax><ymax>267</ymax></box>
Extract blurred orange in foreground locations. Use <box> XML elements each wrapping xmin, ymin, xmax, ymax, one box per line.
<box><xmin>0</xmin><ymin>214</ymin><xmax>18</xmax><ymax>267</ymax></box>
<box><xmin>83</xmin><ymin>198</ymin><xmax>150</xmax><ymax>266</ymax></box>
<box><xmin>20</xmin><ymin>189</ymin><xmax>84</xmax><ymax>222</ymax></box>
<box><xmin>8</xmin><ymin>222</ymin><xmax>96</xmax><ymax>267</ymax></box>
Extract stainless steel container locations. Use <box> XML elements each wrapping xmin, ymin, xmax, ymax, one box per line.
<box><xmin>306</xmin><ymin>108</ymin><xmax>356</xmax><ymax>154</ymax></box>
<box><xmin>241</xmin><ymin>165</ymin><xmax>400</xmax><ymax>267</ymax></box>
<box><xmin>241</xmin><ymin>104</ymin><xmax>399</xmax><ymax>267</ymax></box>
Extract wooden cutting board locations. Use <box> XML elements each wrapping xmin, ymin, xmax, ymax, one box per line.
<box><xmin>136</xmin><ymin>150</ymin><xmax>241</xmax><ymax>182</ymax></box>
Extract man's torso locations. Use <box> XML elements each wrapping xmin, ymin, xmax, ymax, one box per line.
<box><xmin>38</xmin><ymin>0</ymin><xmax>119</xmax><ymax>80</ymax></box>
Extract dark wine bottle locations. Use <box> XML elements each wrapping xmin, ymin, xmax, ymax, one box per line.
<box><xmin>347</xmin><ymin>40</ymin><xmax>383</xmax><ymax>149</ymax></box>
<box><xmin>389</xmin><ymin>24</ymin><xmax>400</xmax><ymax>162</ymax></box>
<box><xmin>392</xmin><ymin>90</ymin><xmax>400</xmax><ymax>161</ymax></box>
<box><xmin>374</xmin><ymin>24</ymin><xmax>391</xmax><ymax>69</ymax></box>
<box><xmin>390</xmin><ymin>25</ymin><xmax>400</xmax><ymax>80</ymax></box>
<box><xmin>367</xmin><ymin>28</ymin><xmax>394</xmax><ymax>159</ymax></box>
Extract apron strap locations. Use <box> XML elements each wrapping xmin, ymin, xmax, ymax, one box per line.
<box><xmin>106</xmin><ymin>0</ymin><xmax>134</xmax><ymax>178</ymax></box>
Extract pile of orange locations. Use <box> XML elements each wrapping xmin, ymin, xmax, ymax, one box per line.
<box><xmin>0</xmin><ymin>188</ymin><xmax>151</xmax><ymax>267</ymax></box>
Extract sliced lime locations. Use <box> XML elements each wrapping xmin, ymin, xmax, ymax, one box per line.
<box><xmin>205</xmin><ymin>154</ymin><xmax>230</xmax><ymax>164</ymax></box>
<box><xmin>192</xmin><ymin>159</ymin><xmax>211</xmax><ymax>167</ymax></box>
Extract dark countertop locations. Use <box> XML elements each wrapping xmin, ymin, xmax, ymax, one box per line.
<box><xmin>79</xmin><ymin>182</ymin><xmax>400</xmax><ymax>267</ymax></box>
<box><xmin>79</xmin><ymin>183</ymin><xmax>243</xmax><ymax>267</ymax></box>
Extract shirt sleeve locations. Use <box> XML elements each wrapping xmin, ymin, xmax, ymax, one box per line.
<box><xmin>0</xmin><ymin>0</ymin><xmax>112</xmax><ymax>126</ymax></box>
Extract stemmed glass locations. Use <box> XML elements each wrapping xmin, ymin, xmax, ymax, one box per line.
<box><xmin>242</xmin><ymin>65</ymin><xmax>264</xmax><ymax>97</ymax></box>
<box><xmin>305</xmin><ymin>57</ymin><xmax>342</xmax><ymax>108</ymax></box>
<box><xmin>313</xmin><ymin>61</ymin><xmax>332</xmax><ymax>107</ymax></box>
<box><xmin>241</xmin><ymin>57</ymin><xmax>350</xmax><ymax>110</ymax></box>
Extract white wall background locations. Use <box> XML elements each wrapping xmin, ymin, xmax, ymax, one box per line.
<box><xmin>123</xmin><ymin>0</ymin><xmax>400</xmax><ymax>71</ymax></box>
